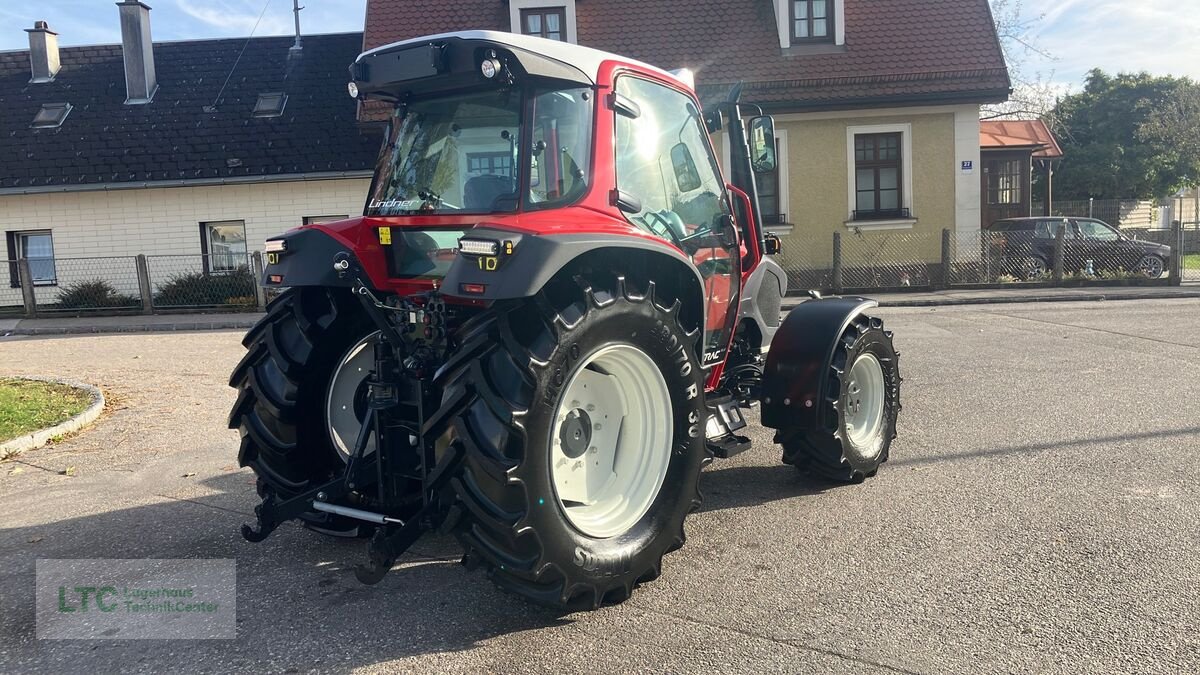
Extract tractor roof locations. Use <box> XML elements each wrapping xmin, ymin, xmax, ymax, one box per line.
<box><xmin>354</xmin><ymin>30</ymin><xmax>691</xmax><ymax>96</ymax></box>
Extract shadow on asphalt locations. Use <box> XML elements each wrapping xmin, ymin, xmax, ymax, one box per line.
<box><xmin>2</xmin><ymin>458</ymin><xmax>858</xmax><ymax>666</ymax></box>
<box><xmin>1</xmin><ymin>471</ymin><xmax>571</xmax><ymax>668</ymax></box>
<box><xmin>698</xmin><ymin>463</ymin><xmax>845</xmax><ymax>512</ymax></box>
<box><xmin>888</xmin><ymin>426</ymin><xmax>1200</xmax><ymax>468</ymax></box>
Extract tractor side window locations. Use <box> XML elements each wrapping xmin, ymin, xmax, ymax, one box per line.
<box><xmin>613</xmin><ymin>76</ymin><xmax>730</xmax><ymax>252</ymax></box>
<box><xmin>527</xmin><ymin>87</ymin><xmax>594</xmax><ymax>209</ymax></box>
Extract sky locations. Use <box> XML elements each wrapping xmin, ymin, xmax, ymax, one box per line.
<box><xmin>0</xmin><ymin>0</ymin><xmax>367</xmax><ymax>50</ymax></box>
<box><xmin>2</xmin><ymin>0</ymin><xmax>1199</xmax><ymax>92</ymax></box>
<box><xmin>1014</xmin><ymin>0</ymin><xmax>1200</xmax><ymax>91</ymax></box>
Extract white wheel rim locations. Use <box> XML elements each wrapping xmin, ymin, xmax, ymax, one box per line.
<box><xmin>844</xmin><ymin>352</ymin><xmax>886</xmax><ymax>459</ymax></box>
<box><xmin>326</xmin><ymin>332</ymin><xmax>379</xmax><ymax>462</ymax></box>
<box><xmin>550</xmin><ymin>344</ymin><xmax>673</xmax><ymax>539</ymax></box>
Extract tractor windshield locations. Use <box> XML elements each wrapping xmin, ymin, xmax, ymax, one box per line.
<box><xmin>365</xmin><ymin>86</ymin><xmax>594</xmax><ymax>217</ymax></box>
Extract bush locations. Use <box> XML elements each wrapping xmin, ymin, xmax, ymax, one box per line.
<box><xmin>57</xmin><ymin>279</ymin><xmax>140</xmax><ymax>309</ymax></box>
<box><xmin>153</xmin><ymin>265</ymin><xmax>256</xmax><ymax>307</ymax></box>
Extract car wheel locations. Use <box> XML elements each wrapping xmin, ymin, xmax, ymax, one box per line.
<box><xmin>1025</xmin><ymin>257</ymin><xmax>1048</xmax><ymax>280</ymax></box>
<box><xmin>1137</xmin><ymin>255</ymin><xmax>1165</xmax><ymax>279</ymax></box>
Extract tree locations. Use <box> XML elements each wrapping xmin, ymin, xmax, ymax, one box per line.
<box><xmin>984</xmin><ymin>0</ymin><xmax>1060</xmax><ymax>120</ymax></box>
<box><xmin>1047</xmin><ymin>70</ymin><xmax>1200</xmax><ymax>200</ymax></box>
<box><xmin>1140</xmin><ymin>81</ymin><xmax>1200</xmax><ymax>177</ymax></box>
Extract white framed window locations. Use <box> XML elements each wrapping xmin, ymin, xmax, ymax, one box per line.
<box><xmin>200</xmin><ymin>220</ymin><xmax>248</xmax><ymax>274</ymax></box>
<box><xmin>774</xmin><ymin>0</ymin><xmax>844</xmax><ymax>49</ymax></box>
<box><xmin>845</xmin><ymin>123</ymin><xmax>915</xmax><ymax>229</ymax></box>
<box><xmin>302</xmin><ymin>215</ymin><xmax>349</xmax><ymax>225</ymax></box>
<box><xmin>509</xmin><ymin>0</ymin><xmax>577</xmax><ymax>44</ymax></box>
<box><xmin>6</xmin><ymin>230</ymin><xmax>56</xmax><ymax>286</ymax></box>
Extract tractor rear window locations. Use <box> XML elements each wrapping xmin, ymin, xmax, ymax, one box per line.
<box><xmin>365</xmin><ymin>86</ymin><xmax>594</xmax><ymax>217</ymax></box>
<box><xmin>367</xmin><ymin>90</ymin><xmax>522</xmax><ymax>216</ymax></box>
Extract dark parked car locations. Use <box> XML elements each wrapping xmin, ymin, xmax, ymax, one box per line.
<box><xmin>984</xmin><ymin>217</ymin><xmax>1171</xmax><ymax>279</ymax></box>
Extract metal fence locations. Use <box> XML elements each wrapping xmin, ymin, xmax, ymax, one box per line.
<box><xmin>947</xmin><ymin>231</ymin><xmax>1045</xmax><ymax>284</ymax></box>
<box><xmin>146</xmin><ymin>254</ymin><xmax>258</xmax><ymax>310</ymax></box>
<box><xmin>841</xmin><ymin>231</ymin><xmax>935</xmax><ymax>289</ymax></box>
<box><xmin>1123</xmin><ymin>226</ymin><xmax>1200</xmax><ymax>283</ymax></box>
<box><xmin>6</xmin><ymin>252</ymin><xmax>265</xmax><ymax>317</ymax></box>
<box><xmin>1031</xmin><ymin>199</ymin><xmax>1159</xmax><ymax>229</ymax></box>
<box><xmin>777</xmin><ymin>242</ymin><xmax>833</xmax><ymax>293</ymax></box>
<box><xmin>32</xmin><ymin>256</ymin><xmax>143</xmax><ymax>313</ymax></box>
<box><xmin>2</xmin><ymin>226</ymin><xmax>1193</xmax><ymax>319</ymax></box>
<box><xmin>1</xmin><ymin>261</ymin><xmax>25</xmax><ymax>316</ymax></box>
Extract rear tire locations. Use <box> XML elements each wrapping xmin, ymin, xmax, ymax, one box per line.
<box><xmin>781</xmin><ymin>315</ymin><xmax>900</xmax><ymax>482</ymax></box>
<box><xmin>228</xmin><ymin>287</ymin><xmax>384</xmax><ymax>537</ymax></box>
<box><xmin>438</xmin><ymin>273</ymin><xmax>708</xmax><ymax>609</ymax></box>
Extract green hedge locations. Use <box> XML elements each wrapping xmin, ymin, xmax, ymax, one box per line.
<box><xmin>153</xmin><ymin>266</ymin><xmax>256</xmax><ymax>307</ymax></box>
<box><xmin>57</xmin><ymin>279</ymin><xmax>140</xmax><ymax>309</ymax></box>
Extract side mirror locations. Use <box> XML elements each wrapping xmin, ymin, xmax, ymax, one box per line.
<box><xmin>748</xmin><ymin>116</ymin><xmax>777</xmax><ymax>174</ymax></box>
<box><xmin>763</xmin><ymin>233</ymin><xmax>782</xmax><ymax>255</ymax></box>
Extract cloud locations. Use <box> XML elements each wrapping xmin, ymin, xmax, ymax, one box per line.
<box><xmin>1019</xmin><ymin>0</ymin><xmax>1200</xmax><ymax>85</ymax></box>
<box><xmin>173</xmin><ymin>0</ymin><xmax>293</xmax><ymax>37</ymax></box>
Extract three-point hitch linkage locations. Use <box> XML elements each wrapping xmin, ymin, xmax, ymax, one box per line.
<box><xmin>241</xmin><ymin>275</ymin><xmax>462</xmax><ymax>584</ymax></box>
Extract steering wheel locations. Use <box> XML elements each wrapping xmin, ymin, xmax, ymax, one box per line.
<box><xmin>642</xmin><ymin>211</ymin><xmax>683</xmax><ymax>245</ymax></box>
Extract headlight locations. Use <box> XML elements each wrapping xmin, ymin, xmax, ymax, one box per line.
<box><xmin>264</xmin><ymin>239</ymin><xmax>287</xmax><ymax>252</ymax></box>
<box><xmin>347</xmin><ymin>81</ymin><xmax>359</xmax><ymax>98</ymax></box>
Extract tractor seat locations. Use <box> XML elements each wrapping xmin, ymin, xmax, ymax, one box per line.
<box><xmin>464</xmin><ymin>174</ymin><xmax>515</xmax><ymax>211</ymax></box>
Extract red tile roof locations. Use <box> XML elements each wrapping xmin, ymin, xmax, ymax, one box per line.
<box><xmin>363</xmin><ymin>0</ymin><xmax>1009</xmax><ymax>110</ymax></box>
<box><xmin>980</xmin><ymin>120</ymin><xmax>1063</xmax><ymax>158</ymax></box>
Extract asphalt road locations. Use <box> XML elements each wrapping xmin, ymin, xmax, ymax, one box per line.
<box><xmin>1</xmin><ymin>300</ymin><xmax>1198</xmax><ymax>673</ymax></box>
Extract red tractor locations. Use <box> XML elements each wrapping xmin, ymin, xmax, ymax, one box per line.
<box><xmin>230</xmin><ymin>31</ymin><xmax>900</xmax><ymax>609</ymax></box>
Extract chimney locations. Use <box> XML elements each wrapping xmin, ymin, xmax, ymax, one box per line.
<box><xmin>25</xmin><ymin>21</ymin><xmax>60</xmax><ymax>83</ymax></box>
<box><xmin>117</xmin><ymin>0</ymin><xmax>157</xmax><ymax>104</ymax></box>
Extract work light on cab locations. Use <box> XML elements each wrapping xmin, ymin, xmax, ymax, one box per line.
<box><xmin>458</xmin><ymin>238</ymin><xmax>499</xmax><ymax>256</ymax></box>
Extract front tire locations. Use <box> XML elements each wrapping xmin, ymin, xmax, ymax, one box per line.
<box><xmin>439</xmin><ymin>274</ymin><xmax>708</xmax><ymax>609</ymax></box>
<box><xmin>781</xmin><ymin>315</ymin><xmax>900</xmax><ymax>482</ymax></box>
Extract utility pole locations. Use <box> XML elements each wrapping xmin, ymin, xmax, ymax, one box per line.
<box><xmin>290</xmin><ymin>0</ymin><xmax>303</xmax><ymax>53</ymax></box>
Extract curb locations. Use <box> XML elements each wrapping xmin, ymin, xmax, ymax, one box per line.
<box><xmin>0</xmin><ymin>377</ymin><xmax>106</xmax><ymax>460</ymax></box>
<box><xmin>782</xmin><ymin>290</ymin><xmax>1200</xmax><ymax>310</ymax></box>
<box><xmin>3</xmin><ymin>319</ymin><xmax>261</xmax><ymax>336</ymax></box>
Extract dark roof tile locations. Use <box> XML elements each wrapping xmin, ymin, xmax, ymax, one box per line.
<box><xmin>363</xmin><ymin>0</ymin><xmax>1009</xmax><ymax>109</ymax></box>
<box><xmin>0</xmin><ymin>32</ymin><xmax>380</xmax><ymax>190</ymax></box>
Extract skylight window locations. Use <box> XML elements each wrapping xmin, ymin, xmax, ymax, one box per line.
<box><xmin>31</xmin><ymin>102</ymin><xmax>72</xmax><ymax>128</ymax></box>
<box><xmin>253</xmin><ymin>93</ymin><xmax>288</xmax><ymax>118</ymax></box>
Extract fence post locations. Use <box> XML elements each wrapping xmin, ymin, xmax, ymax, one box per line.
<box><xmin>251</xmin><ymin>251</ymin><xmax>267</xmax><ymax>311</ymax></box>
<box><xmin>1168</xmin><ymin>220</ymin><xmax>1183</xmax><ymax>286</ymax></box>
<box><xmin>1052</xmin><ymin>225</ymin><xmax>1065</xmax><ymax>285</ymax></box>
<box><xmin>831</xmin><ymin>231</ymin><xmax>843</xmax><ymax>294</ymax></box>
<box><xmin>135</xmin><ymin>254</ymin><xmax>154</xmax><ymax>315</ymax></box>
<box><xmin>940</xmin><ymin>229</ymin><xmax>952</xmax><ymax>289</ymax></box>
<box><xmin>16</xmin><ymin>258</ymin><xmax>37</xmax><ymax>319</ymax></box>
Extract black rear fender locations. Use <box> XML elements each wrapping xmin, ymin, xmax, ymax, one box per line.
<box><xmin>442</xmin><ymin>229</ymin><xmax>707</xmax><ymax>330</ymax></box>
<box><xmin>759</xmin><ymin>296</ymin><xmax>878</xmax><ymax>431</ymax></box>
